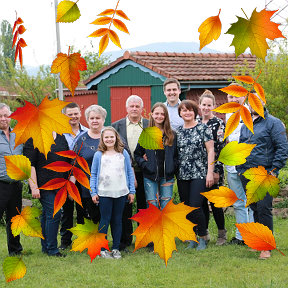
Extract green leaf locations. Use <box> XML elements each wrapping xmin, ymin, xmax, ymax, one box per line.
<box><xmin>3</xmin><ymin>257</ymin><xmax>26</xmax><ymax>282</ymax></box>
<box><xmin>138</xmin><ymin>127</ymin><xmax>164</xmax><ymax>150</ymax></box>
<box><xmin>56</xmin><ymin>0</ymin><xmax>81</xmax><ymax>23</ymax></box>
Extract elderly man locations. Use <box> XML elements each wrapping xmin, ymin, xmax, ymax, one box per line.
<box><xmin>163</xmin><ymin>78</ymin><xmax>184</xmax><ymax>130</ymax></box>
<box><xmin>112</xmin><ymin>95</ymin><xmax>149</xmax><ymax>251</ymax></box>
<box><xmin>237</xmin><ymin>92</ymin><xmax>288</xmax><ymax>259</ymax></box>
<box><xmin>60</xmin><ymin>102</ymin><xmax>88</xmax><ymax>250</ymax></box>
<box><xmin>0</xmin><ymin>103</ymin><xmax>23</xmax><ymax>255</ymax></box>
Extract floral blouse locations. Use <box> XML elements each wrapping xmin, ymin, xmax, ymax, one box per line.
<box><xmin>176</xmin><ymin>123</ymin><xmax>213</xmax><ymax>180</ymax></box>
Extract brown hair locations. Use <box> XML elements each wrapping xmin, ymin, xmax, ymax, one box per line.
<box><xmin>98</xmin><ymin>126</ymin><xmax>124</xmax><ymax>153</ymax></box>
<box><xmin>178</xmin><ymin>100</ymin><xmax>198</xmax><ymax>119</ymax></box>
<box><xmin>63</xmin><ymin>102</ymin><xmax>80</xmax><ymax>114</ymax></box>
<box><xmin>199</xmin><ymin>89</ymin><xmax>216</xmax><ymax>106</ymax></box>
<box><xmin>149</xmin><ymin>102</ymin><xmax>174</xmax><ymax>146</ymax></box>
<box><xmin>163</xmin><ymin>78</ymin><xmax>181</xmax><ymax>91</ymax></box>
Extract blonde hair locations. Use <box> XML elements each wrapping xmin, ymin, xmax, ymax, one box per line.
<box><xmin>98</xmin><ymin>126</ymin><xmax>124</xmax><ymax>153</ymax></box>
<box><xmin>199</xmin><ymin>89</ymin><xmax>216</xmax><ymax>106</ymax></box>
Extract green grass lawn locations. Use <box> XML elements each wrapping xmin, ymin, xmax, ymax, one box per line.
<box><xmin>1</xmin><ymin>214</ymin><xmax>288</xmax><ymax>288</ymax></box>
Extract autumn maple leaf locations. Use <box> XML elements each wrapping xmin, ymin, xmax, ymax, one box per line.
<box><xmin>69</xmin><ymin>219</ymin><xmax>109</xmax><ymax>262</ymax></box>
<box><xmin>11</xmin><ymin>206</ymin><xmax>44</xmax><ymax>239</ymax></box>
<box><xmin>10</xmin><ymin>97</ymin><xmax>72</xmax><ymax>158</ymax></box>
<box><xmin>198</xmin><ymin>9</ymin><xmax>222</xmax><ymax>50</ymax></box>
<box><xmin>4</xmin><ymin>155</ymin><xmax>31</xmax><ymax>181</ymax></box>
<box><xmin>236</xmin><ymin>222</ymin><xmax>284</xmax><ymax>255</ymax></box>
<box><xmin>201</xmin><ymin>186</ymin><xmax>240</xmax><ymax>208</ymax></box>
<box><xmin>3</xmin><ymin>257</ymin><xmax>26</xmax><ymax>283</ymax></box>
<box><xmin>243</xmin><ymin>166</ymin><xmax>280</xmax><ymax>206</ymax></box>
<box><xmin>226</xmin><ymin>9</ymin><xmax>285</xmax><ymax>60</ymax></box>
<box><xmin>131</xmin><ymin>201</ymin><xmax>197</xmax><ymax>266</ymax></box>
<box><xmin>138</xmin><ymin>126</ymin><xmax>164</xmax><ymax>150</ymax></box>
<box><xmin>51</xmin><ymin>50</ymin><xmax>87</xmax><ymax>97</ymax></box>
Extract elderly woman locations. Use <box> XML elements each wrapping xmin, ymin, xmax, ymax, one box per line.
<box><xmin>176</xmin><ymin>100</ymin><xmax>215</xmax><ymax>251</ymax></box>
<box><xmin>73</xmin><ymin>104</ymin><xmax>107</xmax><ymax>224</ymax></box>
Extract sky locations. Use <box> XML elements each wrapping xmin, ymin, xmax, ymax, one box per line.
<box><xmin>0</xmin><ymin>0</ymin><xmax>287</xmax><ymax>67</ymax></box>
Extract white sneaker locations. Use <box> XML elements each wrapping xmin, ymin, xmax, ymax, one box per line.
<box><xmin>112</xmin><ymin>249</ymin><xmax>122</xmax><ymax>259</ymax></box>
<box><xmin>100</xmin><ymin>250</ymin><xmax>113</xmax><ymax>259</ymax></box>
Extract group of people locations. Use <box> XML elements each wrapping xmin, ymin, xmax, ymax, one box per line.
<box><xmin>0</xmin><ymin>78</ymin><xmax>287</xmax><ymax>260</ymax></box>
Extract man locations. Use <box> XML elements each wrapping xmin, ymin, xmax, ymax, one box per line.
<box><xmin>0</xmin><ymin>103</ymin><xmax>23</xmax><ymax>255</ymax></box>
<box><xmin>112</xmin><ymin>95</ymin><xmax>149</xmax><ymax>251</ymax></box>
<box><xmin>60</xmin><ymin>102</ymin><xmax>88</xmax><ymax>250</ymax></box>
<box><xmin>237</xmin><ymin>92</ymin><xmax>288</xmax><ymax>259</ymax></box>
<box><xmin>225</xmin><ymin>87</ymin><xmax>252</xmax><ymax>245</ymax></box>
<box><xmin>163</xmin><ymin>78</ymin><xmax>184</xmax><ymax>130</ymax></box>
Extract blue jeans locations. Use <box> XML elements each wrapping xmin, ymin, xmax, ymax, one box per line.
<box><xmin>227</xmin><ymin>172</ymin><xmax>253</xmax><ymax>240</ymax></box>
<box><xmin>99</xmin><ymin>195</ymin><xmax>127</xmax><ymax>250</ymax></box>
<box><xmin>40</xmin><ymin>191</ymin><xmax>61</xmax><ymax>255</ymax></box>
<box><xmin>143</xmin><ymin>177</ymin><xmax>174</xmax><ymax>209</ymax></box>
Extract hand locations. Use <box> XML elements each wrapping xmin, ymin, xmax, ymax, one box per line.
<box><xmin>32</xmin><ymin>188</ymin><xmax>41</xmax><ymax>199</ymax></box>
<box><xmin>143</xmin><ymin>154</ymin><xmax>148</xmax><ymax>161</ymax></box>
<box><xmin>206</xmin><ymin>172</ymin><xmax>214</xmax><ymax>188</ymax></box>
<box><xmin>213</xmin><ymin>172</ymin><xmax>220</xmax><ymax>185</ymax></box>
<box><xmin>128</xmin><ymin>194</ymin><xmax>134</xmax><ymax>204</ymax></box>
<box><xmin>92</xmin><ymin>195</ymin><xmax>99</xmax><ymax>204</ymax></box>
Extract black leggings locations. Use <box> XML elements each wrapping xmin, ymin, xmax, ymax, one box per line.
<box><xmin>177</xmin><ymin>179</ymin><xmax>207</xmax><ymax>237</ymax></box>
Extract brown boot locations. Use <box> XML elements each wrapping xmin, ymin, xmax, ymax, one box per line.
<box><xmin>216</xmin><ymin>229</ymin><xmax>227</xmax><ymax>246</ymax></box>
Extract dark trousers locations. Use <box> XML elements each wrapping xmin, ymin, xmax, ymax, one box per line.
<box><xmin>203</xmin><ymin>184</ymin><xmax>225</xmax><ymax>230</ymax></box>
<box><xmin>177</xmin><ymin>179</ymin><xmax>207</xmax><ymax>237</ymax></box>
<box><xmin>99</xmin><ymin>195</ymin><xmax>126</xmax><ymax>250</ymax></box>
<box><xmin>0</xmin><ymin>181</ymin><xmax>23</xmax><ymax>255</ymax></box>
<box><xmin>120</xmin><ymin>171</ymin><xmax>146</xmax><ymax>248</ymax></box>
<box><xmin>82</xmin><ymin>197</ymin><xmax>101</xmax><ymax>224</ymax></box>
<box><xmin>240</xmin><ymin>175</ymin><xmax>273</xmax><ymax>232</ymax></box>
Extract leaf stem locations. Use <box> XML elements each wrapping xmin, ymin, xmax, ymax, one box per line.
<box><xmin>218</xmin><ymin>9</ymin><xmax>221</xmax><ymax>16</ymax></box>
<box><xmin>275</xmin><ymin>247</ymin><xmax>285</xmax><ymax>256</ymax></box>
<box><xmin>255</xmin><ymin>69</ymin><xmax>262</xmax><ymax>83</ymax></box>
<box><xmin>241</xmin><ymin>8</ymin><xmax>249</xmax><ymax>20</ymax></box>
<box><xmin>108</xmin><ymin>0</ymin><xmax>121</xmax><ymax>30</ymax></box>
<box><xmin>16</xmin><ymin>207</ymin><xmax>20</xmax><ymax>215</ymax></box>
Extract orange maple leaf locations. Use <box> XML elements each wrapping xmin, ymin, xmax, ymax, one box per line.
<box><xmin>226</xmin><ymin>9</ymin><xmax>285</xmax><ymax>60</ymax></box>
<box><xmin>51</xmin><ymin>49</ymin><xmax>87</xmax><ymax>97</ymax></box>
<box><xmin>198</xmin><ymin>9</ymin><xmax>221</xmax><ymax>50</ymax></box>
<box><xmin>201</xmin><ymin>186</ymin><xmax>240</xmax><ymax>208</ymax></box>
<box><xmin>236</xmin><ymin>222</ymin><xmax>285</xmax><ymax>255</ymax></box>
<box><xmin>131</xmin><ymin>201</ymin><xmax>197</xmax><ymax>266</ymax></box>
<box><xmin>10</xmin><ymin>97</ymin><xmax>72</xmax><ymax>158</ymax></box>
<box><xmin>69</xmin><ymin>219</ymin><xmax>109</xmax><ymax>262</ymax></box>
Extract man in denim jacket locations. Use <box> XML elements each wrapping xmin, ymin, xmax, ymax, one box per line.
<box><xmin>237</xmin><ymin>92</ymin><xmax>288</xmax><ymax>259</ymax></box>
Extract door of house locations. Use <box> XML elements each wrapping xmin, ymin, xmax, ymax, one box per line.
<box><xmin>110</xmin><ymin>86</ymin><xmax>151</xmax><ymax>123</ymax></box>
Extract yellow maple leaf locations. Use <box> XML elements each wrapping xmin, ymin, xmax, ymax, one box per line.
<box><xmin>131</xmin><ymin>201</ymin><xmax>197</xmax><ymax>266</ymax></box>
<box><xmin>10</xmin><ymin>97</ymin><xmax>72</xmax><ymax>158</ymax></box>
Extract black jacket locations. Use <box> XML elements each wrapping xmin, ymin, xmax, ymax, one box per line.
<box><xmin>134</xmin><ymin>132</ymin><xmax>177</xmax><ymax>181</ymax></box>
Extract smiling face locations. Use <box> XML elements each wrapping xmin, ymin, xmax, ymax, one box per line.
<box><xmin>126</xmin><ymin>100</ymin><xmax>143</xmax><ymax>122</ymax></box>
<box><xmin>179</xmin><ymin>106</ymin><xmax>195</xmax><ymax>122</ymax></box>
<box><xmin>65</xmin><ymin>107</ymin><xmax>81</xmax><ymax>127</ymax></box>
<box><xmin>0</xmin><ymin>106</ymin><xmax>11</xmax><ymax>131</ymax></box>
<box><xmin>199</xmin><ymin>97</ymin><xmax>215</xmax><ymax>118</ymax></box>
<box><xmin>151</xmin><ymin>106</ymin><xmax>165</xmax><ymax>127</ymax></box>
<box><xmin>87</xmin><ymin>111</ymin><xmax>105</xmax><ymax>131</ymax></box>
<box><xmin>164</xmin><ymin>83</ymin><xmax>181</xmax><ymax>106</ymax></box>
<box><xmin>102</xmin><ymin>129</ymin><xmax>116</xmax><ymax>149</ymax></box>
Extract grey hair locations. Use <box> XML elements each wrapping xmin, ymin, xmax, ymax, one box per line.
<box><xmin>0</xmin><ymin>103</ymin><xmax>11</xmax><ymax>115</ymax></box>
<box><xmin>85</xmin><ymin>104</ymin><xmax>107</xmax><ymax>121</ymax></box>
<box><xmin>126</xmin><ymin>95</ymin><xmax>143</xmax><ymax>108</ymax></box>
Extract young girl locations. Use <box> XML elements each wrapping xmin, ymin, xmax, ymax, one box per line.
<box><xmin>134</xmin><ymin>102</ymin><xmax>177</xmax><ymax>209</ymax></box>
<box><xmin>90</xmin><ymin>126</ymin><xmax>135</xmax><ymax>259</ymax></box>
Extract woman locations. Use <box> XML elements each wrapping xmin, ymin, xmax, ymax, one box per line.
<box><xmin>134</xmin><ymin>102</ymin><xmax>177</xmax><ymax>209</ymax></box>
<box><xmin>73</xmin><ymin>104</ymin><xmax>107</xmax><ymax>224</ymax></box>
<box><xmin>198</xmin><ymin>90</ymin><xmax>227</xmax><ymax>245</ymax></box>
<box><xmin>24</xmin><ymin>132</ymin><xmax>70</xmax><ymax>257</ymax></box>
<box><xmin>176</xmin><ymin>99</ymin><xmax>214</xmax><ymax>251</ymax></box>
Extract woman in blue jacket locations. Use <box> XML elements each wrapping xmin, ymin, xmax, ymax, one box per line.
<box><xmin>134</xmin><ymin>102</ymin><xmax>177</xmax><ymax>209</ymax></box>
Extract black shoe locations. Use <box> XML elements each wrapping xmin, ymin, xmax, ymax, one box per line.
<box><xmin>59</xmin><ymin>243</ymin><xmax>71</xmax><ymax>250</ymax></box>
<box><xmin>229</xmin><ymin>237</ymin><xmax>245</xmax><ymax>245</ymax></box>
<box><xmin>49</xmin><ymin>252</ymin><xmax>66</xmax><ymax>257</ymax></box>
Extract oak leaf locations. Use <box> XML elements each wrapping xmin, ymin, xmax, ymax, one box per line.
<box><xmin>10</xmin><ymin>97</ymin><xmax>72</xmax><ymax>158</ymax></box>
<box><xmin>4</xmin><ymin>155</ymin><xmax>31</xmax><ymax>181</ymax></box>
<box><xmin>215</xmin><ymin>141</ymin><xmax>256</xmax><ymax>166</ymax></box>
<box><xmin>11</xmin><ymin>206</ymin><xmax>44</xmax><ymax>239</ymax></box>
<box><xmin>226</xmin><ymin>9</ymin><xmax>285</xmax><ymax>60</ymax></box>
<box><xmin>69</xmin><ymin>219</ymin><xmax>109</xmax><ymax>262</ymax></box>
<box><xmin>236</xmin><ymin>222</ymin><xmax>284</xmax><ymax>255</ymax></box>
<box><xmin>51</xmin><ymin>51</ymin><xmax>87</xmax><ymax>97</ymax></box>
<box><xmin>243</xmin><ymin>166</ymin><xmax>280</xmax><ymax>206</ymax></box>
<box><xmin>56</xmin><ymin>0</ymin><xmax>81</xmax><ymax>23</ymax></box>
<box><xmin>201</xmin><ymin>186</ymin><xmax>240</xmax><ymax>208</ymax></box>
<box><xmin>138</xmin><ymin>126</ymin><xmax>164</xmax><ymax>150</ymax></box>
<box><xmin>3</xmin><ymin>257</ymin><xmax>26</xmax><ymax>283</ymax></box>
<box><xmin>198</xmin><ymin>9</ymin><xmax>221</xmax><ymax>50</ymax></box>
<box><xmin>131</xmin><ymin>201</ymin><xmax>197</xmax><ymax>266</ymax></box>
